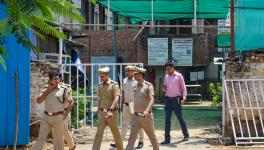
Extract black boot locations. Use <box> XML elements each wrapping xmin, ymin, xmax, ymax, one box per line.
<box><xmin>110</xmin><ymin>143</ymin><xmax>116</xmax><ymax>148</ymax></box>
<box><xmin>136</xmin><ymin>141</ymin><xmax>144</xmax><ymax>149</ymax></box>
<box><xmin>183</xmin><ymin>136</ymin><xmax>189</xmax><ymax>141</ymax></box>
<box><xmin>161</xmin><ymin>139</ymin><xmax>170</xmax><ymax>144</ymax></box>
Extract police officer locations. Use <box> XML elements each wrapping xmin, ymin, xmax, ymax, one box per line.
<box><xmin>34</xmin><ymin>71</ymin><xmax>73</xmax><ymax>150</ymax></box>
<box><xmin>110</xmin><ymin>66</ymin><xmax>144</xmax><ymax>149</ymax></box>
<box><xmin>92</xmin><ymin>67</ymin><xmax>123</xmax><ymax>150</ymax></box>
<box><xmin>126</xmin><ymin>67</ymin><xmax>159</xmax><ymax>150</ymax></box>
<box><xmin>53</xmin><ymin>79</ymin><xmax>76</xmax><ymax>150</ymax></box>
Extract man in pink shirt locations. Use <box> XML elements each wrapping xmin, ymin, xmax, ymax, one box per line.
<box><xmin>161</xmin><ymin>61</ymin><xmax>189</xmax><ymax>144</ymax></box>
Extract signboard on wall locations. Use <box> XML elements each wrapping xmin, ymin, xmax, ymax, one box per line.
<box><xmin>148</xmin><ymin>38</ymin><xmax>168</xmax><ymax>66</ymax></box>
<box><xmin>218</xmin><ymin>19</ymin><xmax>230</xmax><ymax>34</ymax></box>
<box><xmin>190</xmin><ymin>71</ymin><xmax>204</xmax><ymax>81</ymax></box>
<box><xmin>197</xmin><ymin>71</ymin><xmax>204</xmax><ymax>80</ymax></box>
<box><xmin>172</xmin><ymin>38</ymin><xmax>193</xmax><ymax>66</ymax></box>
<box><xmin>190</xmin><ymin>72</ymin><xmax>198</xmax><ymax>81</ymax></box>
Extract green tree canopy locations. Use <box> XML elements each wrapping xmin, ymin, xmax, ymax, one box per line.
<box><xmin>0</xmin><ymin>0</ymin><xmax>84</xmax><ymax>70</ymax></box>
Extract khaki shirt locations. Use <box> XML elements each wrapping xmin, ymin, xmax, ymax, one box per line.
<box><xmin>123</xmin><ymin>77</ymin><xmax>137</xmax><ymax>103</ymax></box>
<box><xmin>134</xmin><ymin>80</ymin><xmax>155</xmax><ymax>112</ymax></box>
<box><xmin>98</xmin><ymin>79</ymin><xmax>120</xmax><ymax>109</ymax></box>
<box><xmin>42</xmin><ymin>85</ymin><xmax>71</xmax><ymax>112</ymax></box>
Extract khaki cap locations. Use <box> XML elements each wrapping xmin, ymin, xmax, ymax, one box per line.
<box><xmin>134</xmin><ymin>67</ymin><xmax>146</xmax><ymax>74</ymax></box>
<box><xmin>98</xmin><ymin>67</ymin><xmax>110</xmax><ymax>74</ymax></box>
<box><xmin>125</xmin><ymin>66</ymin><xmax>135</xmax><ymax>71</ymax></box>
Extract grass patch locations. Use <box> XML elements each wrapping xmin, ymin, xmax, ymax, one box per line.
<box><xmin>153</xmin><ymin>106</ymin><xmax>222</xmax><ymax>130</ymax></box>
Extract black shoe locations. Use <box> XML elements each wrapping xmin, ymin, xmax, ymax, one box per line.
<box><xmin>161</xmin><ymin>140</ymin><xmax>170</xmax><ymax>144</ymax></box>
<box><xmin>110</xmin><ymin>143</ymin><xmax>116</xmax><ymax>148</ymax></box>
<box><xmin>183</xmin><ymin>136</ymin><xmax>189</xmax><ymax>141</ymax></box>
<box><xmin>136</xmin><ymin>142</ymin><xmax>144</xmax><ymax>149</ymax></box>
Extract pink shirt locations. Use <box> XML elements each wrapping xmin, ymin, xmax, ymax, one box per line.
<box><xmin>163</xmin><ymin>71</ymin><xmax>187</xmax><ymax>99</ymax></box>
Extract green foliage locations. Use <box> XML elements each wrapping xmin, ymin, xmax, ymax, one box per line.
<box><xmin>0</xmin><ymin>0</ymin><xmax>85</xmax><ymax>70</ymax></box>
<box><xmin>209</xmin><ymin>83</ymin><xmax>222</xmax><ymax>106</ymax></box>
<box><xmin>90</xmin><ymin>0</ymin><xmax>97</xmax><ymax>5</ymax></box>
<box><xmin>0</xmin><ymin>37</ymin><xmax>7</xmax><ymax>70</ymax></box>
<box><xmin>71</xmin><ymin>89</ymin><xmax>92</xmax><ymax>128</ymax></box>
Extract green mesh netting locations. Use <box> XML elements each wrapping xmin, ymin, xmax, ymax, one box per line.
<box><xmin>98</xmin><ymin>0</ymin><xmax>230</xmax><ymax>23</ymax></box>
<box><xmin>235</xmin><ymin>0</ymin><xmax>264</xmax><ymax>51</ymax></box>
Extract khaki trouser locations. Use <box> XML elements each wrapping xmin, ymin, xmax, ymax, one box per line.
<box><xmin>53</xmin><ymin>117</ymin><xmax>75</xmax><ymax>149</ymax></box>
<box><xmin>34</xmin><ymin>114</ymin><xmax>64</xmax><ymax>150</ymax></box>
<box><xmin>126</xmin><ymin>114</ymin><xmax>159</xmax><ymax>150</ymax></box>
<box><xmin>122</xmin><ymin>105</ymin><xmax>144</xmax><ymax>141</ymax></box>
<box><xmin>92</xmin><ymin>111</ymin><xmax>123</xmax><ymax>150</ymax></box>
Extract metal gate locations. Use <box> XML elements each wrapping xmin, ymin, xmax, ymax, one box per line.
<box><xmin>61</xmin><ymin>63</ymin><xmax>143</xmax><ymax>130</ymax></box>
<box><xmin>224</xmin><ymin>79</ymin><xmax>264</xmax><ymax>146</ymax></box>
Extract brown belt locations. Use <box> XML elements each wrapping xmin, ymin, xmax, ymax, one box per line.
<box><xmin>44</xmin><ymin>110</ymin><xmax>64</xmax><ymax>116</ymax></box>
<box><xmin>100</xmin><ymin>108</ymin><xmax>117</xmax><ymax>112</ymax></box>
<box><xmin>135</xmin><ymin>111</ymin><xmax>152</xmax><ymax>117</ymax></box>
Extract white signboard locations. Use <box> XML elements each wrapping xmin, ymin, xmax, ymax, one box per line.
<box><xmin>197</xmin><ymin>71</ymin><xmax>204</xmax><ymax>80</ymax></box>
<box><xmin>190</xmin><ymin>72</ymin><xmax>198</xmax><ymax>81</ymax></box>
<box><xmin>172</xmin><ymin>38</ymin><xmax>193</xmax><ymax>66</ymax></box>
<box><xmin>218</xmin><ymin>19</ymin><xmax>230</xmax><ymax>52</ymax></box>
<box><xmin>148</xmin><ymin>38</ymin><xmax>168</xmax><ymax>66</ymax></box>
<box><xmin>218</xmin><ymin>19</ymin><xmax>230</xmax><ymax>34</ymax></box>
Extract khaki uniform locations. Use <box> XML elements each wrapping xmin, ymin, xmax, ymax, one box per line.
<box><xmin>92</xmin><ymin>79</ymin><xmax>123</xmax><ymax>150</ymax></box>
<box><xmin>53</xmin><ymin>84</ymin><xmax>75</xmax><ymax>149</ymax></box>
<box><xmin>126</xmin><ymin>81</ymin><xmax>159</xmax><ymax>150</ymax></box>
<box><xmin>122</xmin><ymin>77</ymin><xmax>144</xmax><ymax>141</ymax></box>
<box><xmin>34</xmin><ymin>85</ymin><xmax>71</xmax><ymax>150</ymax></box>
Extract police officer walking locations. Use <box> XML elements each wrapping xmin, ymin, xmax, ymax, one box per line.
<box><xmin>110</xmin><ymin>66</ymin><xmax>144</xmax><ymax>149</ymax></box>
<box><xmin>34</xmin><ymin>71</ymin><xmax>73</xmax><ymax>150</ymax></box>
<box><xmin>126</xmin><ymin>67</ymin><xmax>159</xmax><ymax>150</ymax></box>
<box><xmin>54</xmin><ymin>80</ymin><xmax>76</xmax><ymax>150</ymax></box>
<box><xmin>161</xmin><ymin>61</ymin><xmax>189</xmax><ymax>144</ymax></box>
<box><xmin>92</xmin><ymin>67</ymin><xmax>123</xmax><ymax>150</ymax></box>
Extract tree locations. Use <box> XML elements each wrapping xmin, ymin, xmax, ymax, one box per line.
<box><xmin>0</xmin><ymin>0</ymin><xmax>84</xmax><ymax>70</ymax></box>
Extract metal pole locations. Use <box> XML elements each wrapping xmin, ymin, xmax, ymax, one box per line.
<box><xmin>119</xmin><ymin>65</ymin><xmax>123</xmax><ymax>127</ymax></box>
<box><xmin>76</xmin><ymin>65</ymin><xmax>79</xmax><ymax>129</ymax></box>
<box><xmin>91</xmin><ymin>66</ymin><xmax>94</xmax><ymax>128</ymax></box>
<box><xmin>112</xmin><ymin>13</ymin><xmax>117</xmax><ymax>63</ymax></box>
<box><xmin>238</xmin><ymin>81</ymin><xmax>252</xmax><ymax>139</ymax></box>
<box><xmin>108</xmin><ymin>0</ymin><xmax>110</xmax><ymax>16</ymax></box>
<box><xmin>252</xmin><ymin>81</ymin><xmax>264</xmax><ymax>135</ymax></box>
<box><xmin>231</xmin><ymin>81</ymin><xmax>244</xmax><ymax>138</ymax></box>
<box><xmin>151</xmin><ymin>0</ymin><xmax>154</xmax><ymax>26</ymax></box>
<box><xmin>224</xmin><ymin>81</ymin><xmax>237</xmax><ymax>146</ymax></box>
<box><xmin>107</xmin><ymin>0</ymin><xmax>111</xmax><ymax>30</ymax></box>
<box><xmin>193</xmin><ymin>0</ymin><xmax>197</xmax><ymax>34</ymax></box>
<box><xmin>230</xmin><ymin>0</ymin><xmax>235</xmax><ymax>57</ymax></box>
<box><xmin>13</xmin><ymin>72</ymin><xmax>19</xmax><ymax>150</ymax></box>
<box><xmin>84</xmin><ymin>66</ymin><xmax>87</xmax><ymax>127</ymax></box>
<box><xmin>222</xmin><ymin>63</ymin><xmax>225</xmax><ymax>136</ymax></box>
<box><xmin>126</xmin><ymin>27</ymin><xmax>128</xmax><ymax>62</ymax></box>
<box><xmin>245</xmin><ymin>81</ymin><xmax>259</xmax><ymax>137</ymax></box>
<box><xmin>62</xmin><ymin>23</ymin><xmax>229</xmax><ymax>28</ymax></box>
<box><xmin>59</xmin><ymin>16</ymin><xmax>63</xmax><ymax>72</ymax></box>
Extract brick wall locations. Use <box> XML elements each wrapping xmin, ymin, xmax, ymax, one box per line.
<box><xmin>75</xmin><ymin>30</ymin><xmax>146</xmax><ymax>64</ymax></box>
<box><xmin>30</xmin><ymin>61</ymin><xmax>59</xmax><ymax>136</ymax></box>
<box><xmin>224</xmin><ymin>61</ymin><xmax>264</xmax><ymax>137</ymax></box>
<box><xmin>75</xmin><ymin>30</ymin><xmax>212</xmax><ymax>66</ymax></box>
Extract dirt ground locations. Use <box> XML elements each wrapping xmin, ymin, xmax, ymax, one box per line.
<box><xmin>2</xmin><ymin>102</ymin><xmax>263</xmax><ymax>150</ymax></box>
<box><xmin>16</xmin><ymin>128</ymin><xmax>262</xmax><ymax>150</ymax></box>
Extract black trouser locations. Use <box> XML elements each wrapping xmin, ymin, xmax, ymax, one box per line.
<box><xmin>164</xmin><ymin>96</ymin><xmax>189</xmax><ymax>141</ymax></box>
